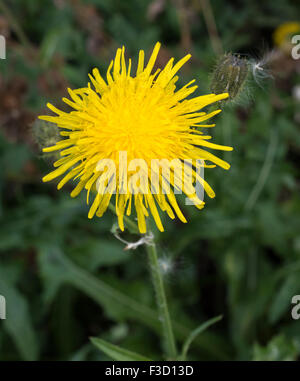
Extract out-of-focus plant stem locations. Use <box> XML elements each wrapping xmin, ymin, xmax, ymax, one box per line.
<box><xmin>245</xmin><ymin>128</ymin><xmax>278</xmax><ymax>211</ymax></box>
<box><xmin>175</xmin><ymin>0</ymin><xmax>192</xmax><ymax>53</ymax></box>
<box><xmin>0</xmin><ymin>0</ymin><xmax>32</xmax><ymax>50</ymax></box>
<box><xmin>194</xmin><ymin>0</ymin><xmax>223</xmax><ymax>55</ymax></box>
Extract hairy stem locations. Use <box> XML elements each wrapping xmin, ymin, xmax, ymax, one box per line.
<box><xmin>108</xmin><ymin>204</ymin><xmax>177</xmax><ymax>358</ymax></box>
<box><xmin>146</xmin><ymin>238</ymin><xmax>177</xmax><ymax>359</ymax></box>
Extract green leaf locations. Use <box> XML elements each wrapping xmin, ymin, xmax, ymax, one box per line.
<box><xmin>0</xmin><ymin>268</ymin><xmax>39</xmax><ymax>360</ymax></box>
<box><xmin>72</xmin><ymin>239</ymin><xmax>129</xmax><ymax>271</ymax></box>
<box><xmin>69</xmin><ymin>344</ymin><xmax>92</xmax><ymax>361</ymax></box>
<box><xmin>268</xmin><ymin>274</ymin><xmax>300</xmax><ymax>324</ymax></box>
<box><xmin>37</xmin><ymin>245</ymin><xmax>229</xmax><ymax>359</ymax></box>
<box><xmin>91</xmin><ymin>337</ymin><xmax>152</xmax><ymax>361</ymax></box>
<box><xmin>180</xmin><ymin>315</ymin><xmax>223</xmax><ymax>360</ymax></box>
<box><xmin>38</xmin><ymin>244</ymin><xmax>159</xmax><ymax>326</ymax></box>
<box><xmin>39</xmin><ymin>28</ymin><xmax>62</xmax><ymax>67</ymax></box>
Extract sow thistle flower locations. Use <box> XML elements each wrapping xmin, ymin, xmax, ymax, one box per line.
<box><xmin>40</xmin><ymin>42</ymin><xmax>232</xmax><ymax>233</ymax></box>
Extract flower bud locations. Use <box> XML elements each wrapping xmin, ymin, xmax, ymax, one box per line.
<box><xmin>32</xmin><ymin>119</ymin><xmax>60</xmax><ymax>159</ymax></box>
<box><xmin>211</xmin><ymin>53</ymin><xmax>249</xmax><ymax>101</ymax></box>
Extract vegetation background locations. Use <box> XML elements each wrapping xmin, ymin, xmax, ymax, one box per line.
<box><xmin>0</xmin><ymin>0</ymin><xmax>300</xmax><ymax>361</ymax></box>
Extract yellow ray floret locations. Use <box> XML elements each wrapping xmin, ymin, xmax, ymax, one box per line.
<box><xmin>40</xmin><ymin>42</ymin><xmax>233</xmax><ymax>234</ymax></box>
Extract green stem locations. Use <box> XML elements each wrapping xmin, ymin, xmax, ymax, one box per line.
<box><xmin>108</xmin><ymin>203</ymin><xmax>177</xmax><ymax>358</ymax></box>
<box><xmin>146</xmin><ymin>239</ymin><xmax>177</xmax><ymax>360</ymax></box>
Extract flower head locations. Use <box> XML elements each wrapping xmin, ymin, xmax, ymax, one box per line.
<box><xmin>40</xmin><ymin>42</ymin><xmax>232</xmax><ymax>233</ymax></box>
<box><xmin>273</xmin><ymin>21</ymin><xmax>300</xmax><ymax>52</ymax></box>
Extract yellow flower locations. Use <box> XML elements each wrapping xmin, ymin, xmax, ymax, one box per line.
<box><xmin>40</xmin><ymin>42</ymin><xmax>232</xmax><ymax>234</ymax></box>
<box><xmin>273</xmin><ymin>21</ymin><xmax>300</xmax><ymax>48</ymax></box>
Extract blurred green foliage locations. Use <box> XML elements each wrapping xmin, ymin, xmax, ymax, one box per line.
<box><xmin>0</xmin><ymin>0</ymin><xmax>300</xmax><ymax>360</ymax></box>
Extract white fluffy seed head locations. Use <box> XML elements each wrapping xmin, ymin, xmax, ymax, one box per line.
<box><xmin>249</xmin><ymin>50</ymin><xmax>277</xmax><ymax>88</ymax></box>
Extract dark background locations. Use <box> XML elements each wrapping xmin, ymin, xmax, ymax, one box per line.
<box><xmin>0</xmin><ymin>0</ymin><xmax>300</xmax><ymax>360</ymax></box>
